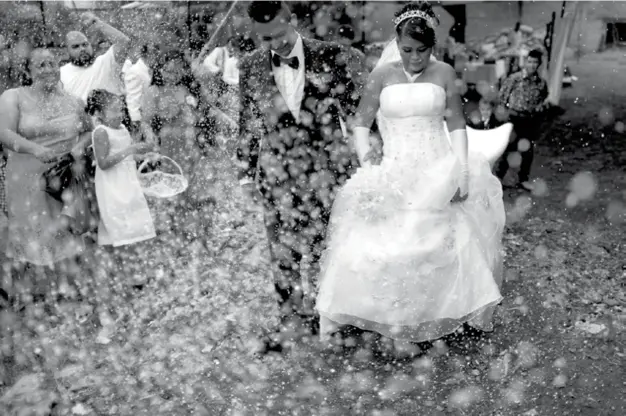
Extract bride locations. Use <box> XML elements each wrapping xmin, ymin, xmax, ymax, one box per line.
<box><xmin>316</xmin><ymin>1</ymin><xmax>506</xmax><ymax>344</ymax></box>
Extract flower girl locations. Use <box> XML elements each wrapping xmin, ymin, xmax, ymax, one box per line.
<box><xmin>86</xmin><ymin>89</ymin><xmax>156</xmax><ymax>247</ymax></box>
<box><xmin>86</xmin><ymin>89</ymin><xmax>157</xmax><ymax>343</ymax></box>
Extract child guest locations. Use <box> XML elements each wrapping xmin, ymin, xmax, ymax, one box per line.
<box><xmin>468</xmin><ymin>98</ymin><xmax>504</xmax><ymax>130</ymax></box>
<box><xmin>86</xmin><ymin>89</ymin><xmax>157</xmax><ymax>343</ymax></box>
<box><xmin>87</xmin><ymin>89</ymin><xmax>156</xmax><ymax>247</ymax></box>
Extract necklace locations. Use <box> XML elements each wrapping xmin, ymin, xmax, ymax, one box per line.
<box><xmin>403</xmin><ymin>68</ymin><xmax>424</xmax><ymax>83</ymax></box>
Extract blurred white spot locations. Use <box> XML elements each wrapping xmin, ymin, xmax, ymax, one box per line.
<box><xmin>614</xmin><ymin>121</ymin><xmax>625</xmax><ymax>133</ymax></box>
<box><xmin>515</xmin><ymin>341</ymin><xmax>539</xmax><ymax>369</ymax></box>
<box><xmin>533</xmin><ymin>245</ymin><xmax>549</xmax><ymax>260</ymax></box>
<box><xmin>72</xmin><ymin>403</ymin><xmax>91</xmax><ymax>415</ymax></box>
<box><xmin>606</xmin><ymin>200</ymin><xmax>626</xmax><ymax>223</ymax></box>
<box><xmin>565</xmin><ymin>192</ymin><xmax>579</xmax><ymax>208</ymax></box>
<box><xmin>448</xmin><ymin>385</ymin><xmax>484</xmax><ymax>410</ymax></box>
<box><xmin>574</xmin><ymin>320</ymin><xmax>607</xmax><ymax>334</ymax></box>
<box><xmin>507</xmin><ymin>151</ymin><xmax>522</xmax><ymax>169</ymax></box>
<box><xmin>476</xmin><ymin>81</ymin><xmax>493</xmax><ymax>97</ymax></box>
<box><xmin>568</xmin><ymin>171</ymin><xmax>597</xmax><ymax>201</ymax></box>
<box><xmin>530</xmin><ymin>178</ymin><xmax>549</xmax><ymax>197</ymax></box>
<box><xmin>552</xmin><ymin>374</ymin><xmax>567</xmax><ymax>388</ymax></box>
<box><xmin>598</xmin><ymin>106</ymin><xmax>614</xmax><ymax>126</ymax></box>
<box><xmin>412</xmin><ymin>356</ymin><xmax>434</xmax><ymax>372</ymax></box>
<box><xmin>517</xmin><ymin>138</ymin><xmax>531</xmax><ymax>152</ymax></box>
<box><xmin>507</xmin><ymin>194</ymin><xmax>533</xmax><ymax>223</ymax></box>
<box><xmin>379</xmin><ymin>374</ymin><xmax>419</xmax><ymax>400</ymax></box>
<box><xmin>503</xmin><ymin>379</ymin><xmax>525</xmax><ymax>405</ymax></box>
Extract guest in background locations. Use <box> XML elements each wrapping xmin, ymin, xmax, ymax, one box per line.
<box><xmin>202</xmin><ymin>36</ymin><xmax>240</xmax><ymax>86</ymax></box>
<box><xmin>497</xmin><ymin>48</ymin><xmax>550</xmax><ymax>191</ymax></box>
<box><xmin>122</xmin><ymin>44</ymin><xmax>152</xmax><ymax>135</ymax></box>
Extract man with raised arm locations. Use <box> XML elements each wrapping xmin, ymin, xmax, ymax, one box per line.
<box><xmin>61</xmin><ymin>12</ymin><xmax>130</xmax><ymax>103</ymax></box>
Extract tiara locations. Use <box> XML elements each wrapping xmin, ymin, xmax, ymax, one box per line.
<box><xmin>393</xmin><ymin>10</ymin><xmax>437</xmax><ymax>29</ymax></box>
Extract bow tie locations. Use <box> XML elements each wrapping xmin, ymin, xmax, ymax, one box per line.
<box><xmin>272</xmin><ymin>53</ymin><xmax>299</xmax><ymax>70</ymax></box>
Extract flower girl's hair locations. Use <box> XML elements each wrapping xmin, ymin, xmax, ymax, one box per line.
<box><xmin>86</xmin><ymin>89</ymin><xmax>121</xmax><ymax>117</ymax></box>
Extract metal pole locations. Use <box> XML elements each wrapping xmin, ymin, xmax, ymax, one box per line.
<box><xmin>187</xmin><ymin>0</ymin><xmax>192</xmax><ymax>49</ymax></box>
<box><xmin>39</xmin><ymin>0</ymin><xmax>48</xmax><ymax>46</ymax></box>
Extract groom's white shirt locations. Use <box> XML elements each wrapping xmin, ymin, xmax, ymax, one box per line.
<box><xmin>271</xmin><ymin>34</ymin><xmax>305</xmax><ymax>123</ymax></box>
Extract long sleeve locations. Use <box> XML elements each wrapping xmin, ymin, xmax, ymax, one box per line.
<box><xmin>123</xmin><ymin>63</ymin><xmax>146</xmax><ymax>122</ymax></box>
<box><xmin>534</xmin><ymin>79</ymin><xmax>549</xmax><ymax>113</ymax></box>
<box><xmin>498</xmin><ymin>75</ymin><xmax>515</xmax><ymax>109</ymax></box>
<box><xmin>203</xmin><ymin>47</ymin><xmax>226</xmax><ymax>75</ymax></box>
<box><xmin>338</xmin><ymin>46</ymin><xmax>368</xmax><ymax>121</ymax></box>
<box><xmin>236</xmin><ymin>58</ymin><xmax>263</xmax><ymax>186</ymax></box>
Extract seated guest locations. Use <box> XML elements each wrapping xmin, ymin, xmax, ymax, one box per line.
<box><xmin>468</xmin><ymin>98</ymin><xmax>505</xmax><ymax>130</ymax></box>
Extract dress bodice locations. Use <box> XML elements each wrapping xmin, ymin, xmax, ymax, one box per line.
<box><xmin>94</xmin><ymin>125</ymin><xmax>134</xmax><ymax>164</ymax></box>
<box><xmin>378</xmin><ymin>83</ymin><xmax>451</xmax><ymax>167</ymax></box>
<box><xmin>15</xmin><ymin>88</ymin><xmax>83</xmax><ymax>153</ymax></box>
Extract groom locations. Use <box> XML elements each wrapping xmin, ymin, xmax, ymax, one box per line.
<box><xmin>237</xmin><ymin>1</ymin><xmax>368</xmax><ymax>352</ymax></box>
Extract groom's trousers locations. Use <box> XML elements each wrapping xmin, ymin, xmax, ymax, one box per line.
<box><xmin>262</xmin><ymin>186</ymin><xmax>332</xmax><ymax>331</ymax></box>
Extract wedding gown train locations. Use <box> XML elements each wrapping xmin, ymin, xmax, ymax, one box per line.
<box><xmin>316</xmin><ymin>82</ymin><xmax>506</xmax><ymax>343</ymax></box>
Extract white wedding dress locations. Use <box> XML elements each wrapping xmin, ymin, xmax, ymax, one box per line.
<box><xmin>317</xmin><ymin>82</ymin><xmax>506</xmax><ymax>343</ymax></box>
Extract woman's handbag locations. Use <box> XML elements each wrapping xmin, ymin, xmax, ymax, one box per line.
<box><xmin>41</xmin><ymin>151</ymin><xmax>96</xmax><ymax>202</ymax></box>
<box><xmin>42</xmin><ymin>150</ymin><xmax>99</xmax><ymax>234</ymax></box>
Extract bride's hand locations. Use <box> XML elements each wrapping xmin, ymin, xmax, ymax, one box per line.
<box><xmin>450</xmin><ymin>188</ymin><xmax>468</xmax><ymax>204</ymax></box>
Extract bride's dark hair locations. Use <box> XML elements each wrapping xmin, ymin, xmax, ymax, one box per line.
<box><xmin>394</xmin><ymin>1</ymin><xmax>439</xmax><ymax>48</ymax></box>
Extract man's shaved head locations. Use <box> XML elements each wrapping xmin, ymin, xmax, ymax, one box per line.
<box><xmin>66</xmin><ymin>31</ymin><xmax>88</xmax><ymax>45</ymax></box>
<box><xmin>66</xmin><ymin>30</ymin><xmax>94</xmax><ymax>67</ymax></box>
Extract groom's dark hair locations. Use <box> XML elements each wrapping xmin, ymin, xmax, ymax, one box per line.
<box><xmin>247</xmin><ymin>1</ymin><xmax>291</xmax><ymax>23</ymax></box>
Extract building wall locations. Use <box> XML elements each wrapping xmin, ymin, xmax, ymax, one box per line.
<box><xmin>576</xmin><ymin>1</ymin><xmax>626</xmax><ymax>52</ymax></box>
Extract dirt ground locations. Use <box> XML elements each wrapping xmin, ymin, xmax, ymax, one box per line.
<box><xmin>1</xmin><ymin>50</ymin><xmax>625</xmax><ymax>416</ymax></box>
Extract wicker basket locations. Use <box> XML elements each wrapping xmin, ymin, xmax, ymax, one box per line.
<box><xmin>138</xmin><ymin>154</ymin><xmax>188</xmax><ymax>199</ymax></box>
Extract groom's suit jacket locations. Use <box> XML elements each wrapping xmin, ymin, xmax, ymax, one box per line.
<box><xmin>236</xmin><ymin>38</ymin><xmax>367</xmax><ymax>212</ymax></box>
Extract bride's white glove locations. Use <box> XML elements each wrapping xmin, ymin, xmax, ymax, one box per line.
<box><xmin>449</xmin><ymin>128</ymin><xmax>469</xmax><ymax>203</ymax></box>
<box><xmin>353</xmin><ymin>126</ymin><xmax>376</xmax><ymax>167</ymax></box>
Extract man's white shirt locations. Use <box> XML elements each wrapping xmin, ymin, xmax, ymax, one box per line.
<box><xmin>271</xmin><ymin>35</ymin><xmax>305</xmax><ymax>123</ymax></box>
<box><xmin>60</xmin><ymin>46</ymin><xmax>123</xmax><ymax>102</ymax></box>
